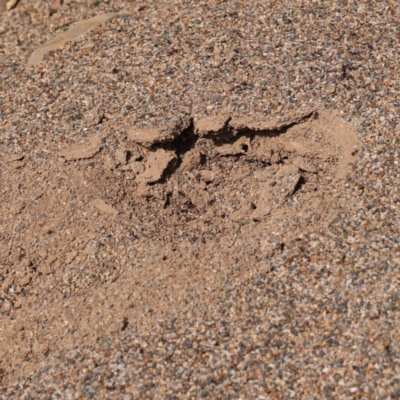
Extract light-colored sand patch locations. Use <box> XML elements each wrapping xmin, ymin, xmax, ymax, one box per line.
<box><xmin>27</xmin><ymin>12</ymin><xmax>126</xmax><ymax>67</ymax></box>
<box><xmin>0</xmin><ymin>0</ymin><xmax>19</xmax><ymax>12</ymax></box>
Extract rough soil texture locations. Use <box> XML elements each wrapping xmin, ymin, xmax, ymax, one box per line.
<box><xmin>1</xmin><ymin>0</ymin><xmax>400</xmax><ymax>398</ymax></box>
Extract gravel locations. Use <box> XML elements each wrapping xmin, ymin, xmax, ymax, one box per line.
<box><xmin>1</xmin><ymin>0</ymin><xmax>400</xmax><ymax>398</ymax></box>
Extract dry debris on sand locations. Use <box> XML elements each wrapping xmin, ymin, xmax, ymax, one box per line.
<box><xmin>1</xmin><ymin>0</ymin><xmax>400</xmax><ymax>398</ymax></box>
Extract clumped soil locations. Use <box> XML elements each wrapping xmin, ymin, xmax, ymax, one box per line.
<box><xmin>1</xmin><ymin>107</ymin><xmax>357</xmax><ymax>384</ymax></box>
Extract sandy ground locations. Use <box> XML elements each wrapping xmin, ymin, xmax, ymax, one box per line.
<box><xmin>1</xmin><ymin>0</ymin><xmax>400</xmax><ymax>398</ymax></box>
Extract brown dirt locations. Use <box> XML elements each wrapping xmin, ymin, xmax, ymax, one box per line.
<box><xmin>0</xmin><ymin>108</ymin><xmax>357</xmax><ymax>383</ymax></box>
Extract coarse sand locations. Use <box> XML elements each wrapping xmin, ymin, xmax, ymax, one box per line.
<box><xmin>1</xmin><ymin>0</ymin><xmax>400</xmax><ymax>398</ymax></box>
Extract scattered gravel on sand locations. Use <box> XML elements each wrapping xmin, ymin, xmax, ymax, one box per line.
<box><xmin>1</xmin><ymin>0</ymin><xmax>400</xmax><ymax>398</ymax></box>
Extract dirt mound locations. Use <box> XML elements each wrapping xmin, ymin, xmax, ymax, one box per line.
<box><xmin>124</xmin><ymin>109</ymin><xmax>355</xmax><ymax>220</ymax></box>
<box><xmin>0</xmin><ymin>109</ymin><xmax>357</xmax><ymax>383</ymax></box>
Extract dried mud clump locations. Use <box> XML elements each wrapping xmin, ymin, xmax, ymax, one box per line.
<box><xmin>127</xmin><ymin>116</ymin><xmax>192</xmax><ymax>148</ymax></box>
<box><xmin>59</xmin><ymin>135</ymin><xmax>103</xmax><ymax>161</ymax></box>
<box><xmin>125</xmin><ymin>109</ymin><xmax>357</xmax><ymax>222</ymax></box>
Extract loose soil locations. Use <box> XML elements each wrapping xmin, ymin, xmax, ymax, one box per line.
<box><xmin>0</xmin><ymin>108</ymin><xmax>357</xmax><ymax>383</ymax></box>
